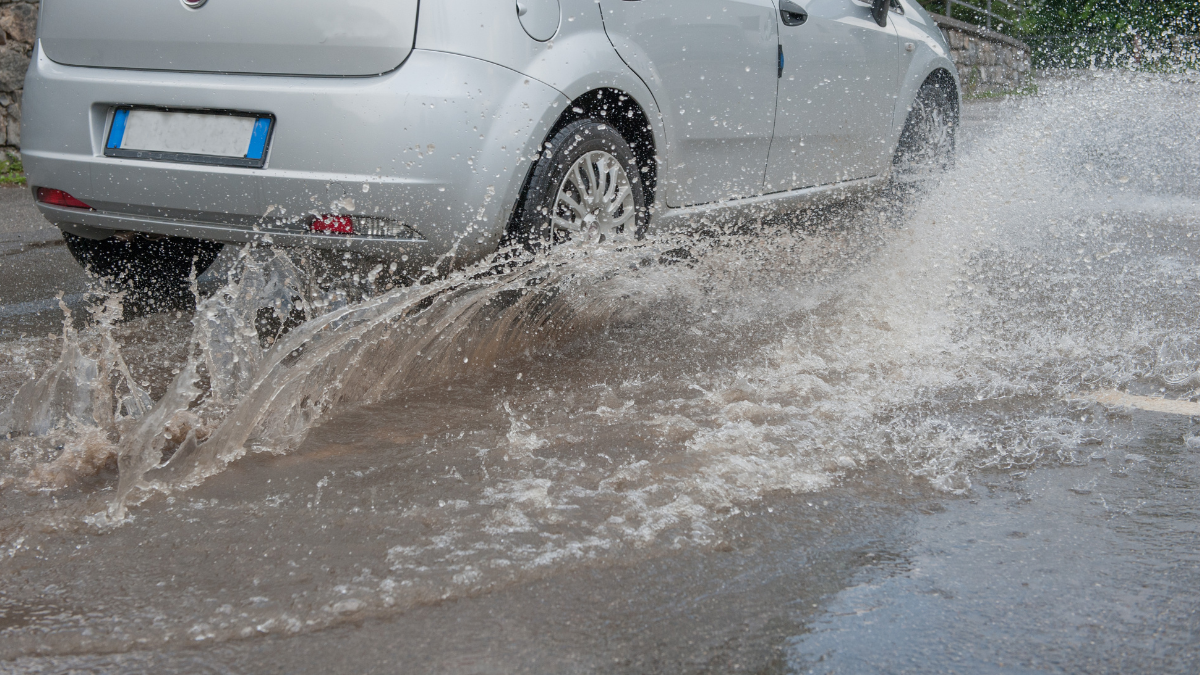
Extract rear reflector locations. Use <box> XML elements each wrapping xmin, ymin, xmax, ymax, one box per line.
<box><xmin>36</xmin><ymin>187</ymin><xmax>93</xmax><ymax>210</ymax></box>
<box><xmin>311</xmin><ymin>215</ymin><xmax>354</xmax><ymax>234</ymax></box>
<box><xmin>309</xmin><ymin>215</ymin><xmax>424</xmax><ymax>240</ymax></box>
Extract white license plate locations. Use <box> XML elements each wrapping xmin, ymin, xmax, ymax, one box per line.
<box><xmin>104</xmin><ymin>108</ymin><xmax>273</xmax><ymax>168</ymax></box>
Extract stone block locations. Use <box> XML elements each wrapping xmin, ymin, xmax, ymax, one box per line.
<box><xmin>6</xmin><ymin>108</ymin><xmax>19</xmax><ymax>147</ymax></box>
<box><xmin>0</xmin><ymin>3</ymin><xmax>37</xmax><ymax>46</ymax></box>
<box><xmin>0</xmin><ymin>44</ymin><xmax>28</xmax><ymax>91</ymax></box>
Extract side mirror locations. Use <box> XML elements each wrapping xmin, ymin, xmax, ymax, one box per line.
<box><xmin>779</xmin><ymin>0</ymin><xmax>808</xmax><ymax>26</ymax></box>
<box><xmin>871</xmin><ymin>0</ymin><xmax>888</xmax><ymax>27</ymax></box>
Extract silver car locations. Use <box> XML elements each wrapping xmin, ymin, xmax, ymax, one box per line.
<box><xmin>22</xmin><ymin>0</ymin><xmax>959</xmax><ymax>293</ymax></box>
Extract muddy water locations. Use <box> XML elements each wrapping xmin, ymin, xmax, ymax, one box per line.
<box><xmin>1</xmin><ymin>72</ymin><xmax>1199</xmax><ymax>673</ymax></box>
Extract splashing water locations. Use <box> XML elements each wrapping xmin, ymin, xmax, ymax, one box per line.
<box><xmin>0</xmin><ymin>293</ymin><xmax>151</xmax><ymax>490</ymax></box>
<box><xmin>3</xmin><ymin>71</ymin><xmax>1198</xmax><ymax>513</ymax></box>
<box><xmin>0</xmin><ymin>71</ymin><xmax>1198</xmax><ymax>650</ymax></box>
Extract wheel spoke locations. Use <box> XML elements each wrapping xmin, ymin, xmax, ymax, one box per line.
<box><xmin>610</xmin><ymin>204</ymin><xmax>636</xmax><ymax>229</ymax></box>
<box><xmin>605</xmin><ymin>184</ymin><xmax>628</xmax><ymax>216</ymax></box>
<box><xmin>558</xmin><ymin>192</ymin><xmax>585</xmax><ymax>218</ymax></box>
<box><xmin>584</xmin><ymin>155</ymin><xmax>601</xmax><ymax>204</ymax></box>
<box><xmin>551</xmin><ymin>214</ymin><xmax>581</xmax><ymax>233</ymax></box>
<box><xmin>568</xmin><ymin>164</ymin><xmax>589</xmax><ymax>201</ymax></box>
<box><xmin>603</xmin><ymin>159</ymin><xmax>622</xmax><ymax>204</ymax></box>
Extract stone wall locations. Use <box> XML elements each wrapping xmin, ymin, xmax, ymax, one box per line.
<box><xmin>930</xmin><ymin>12</ymin><xmax>1032</xmax><ymax>95</ymax></box>
<box><xmin>0</xmin><ymin>0</ymin><xmax>35</xmax><ymax>152</ymax></box>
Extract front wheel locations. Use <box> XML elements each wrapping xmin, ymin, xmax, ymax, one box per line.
<box><xmin>893</xmin><ymin>79</ymin><xmax>958</xmax><ymax>182</ymax></box>
<box><xmin>511</xmin><ymin>119</ymin><xmax>648</xmax><ymax>249</ymax></box>
<box><xmin>63</xmin><ymin>232</ymin><xmax>224</xmax><ymax>311</ymax></box>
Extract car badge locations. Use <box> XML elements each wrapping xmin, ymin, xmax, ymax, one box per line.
<box><xmin>182</xmin><ymin>0</ymin><xmax>208</xmax><ymax>8</ymax></box>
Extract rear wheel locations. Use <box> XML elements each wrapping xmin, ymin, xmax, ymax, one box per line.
<box><xmin>893</xmin><ymin>78</ymin><xmax>958</xmax><ymax>181</ymax></box>
<box><xmin>512</xmin><ymin>119</ymin><xmax>648</xmax><ymax>249</ymax></box>
<box><xmin>63</xmin><ymin>232</ymin><xmax>224</xmax><ymax>311</ymax></box>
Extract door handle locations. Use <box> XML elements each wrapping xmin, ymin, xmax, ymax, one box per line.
<box><xmin>779</xmin><ymin>0</ymin><xmax>808</xmax><ymax>26</ymax></box>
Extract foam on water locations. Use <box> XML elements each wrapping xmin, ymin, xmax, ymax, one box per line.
<box><xmin>0</xmin><ymin>71</ymin><xmax>1198</xmax><ymax>650</ymax></box>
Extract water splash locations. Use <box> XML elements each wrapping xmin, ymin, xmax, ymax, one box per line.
<box><xmin>0</xmin><ymin>70</ymin><xmax>1196</xmax><ymax>539</ymax></box>
<box><xmin>0</xmin><ymin>294</ymin><xmax>151</xmax><ymax>490</ymax></box>
<box><xmin>99</xmin><ymin>241</ymin><xmax>675</xmax><ymax>521</ymax></box>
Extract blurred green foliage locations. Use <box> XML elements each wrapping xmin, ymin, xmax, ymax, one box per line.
<box><xmin>0</xmin><ymin>152</ymin><xmax>24</xmax><ymax>186</ymax></box>
<box><xmin>914</xmin><ymin>1</ymin><xmax>1198</xmax><ymax>36</ymax></box>
<box><xmin>914</xmin><ymin>1</ymin><xmax>1199</xmax><ymax>68</ymax></box>
<box><xmin>1023</xmin><ymin>1</ymin><xmax>1196</xmax><ymax>36</ymax></box>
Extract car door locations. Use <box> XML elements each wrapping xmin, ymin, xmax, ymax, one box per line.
<box><xmin>767</xmin><ymin>0</ymin><xmax>899</xmax><ymax>191</ymax></box>
<box><xmin>597</xmin><ymin>0</ymin><xmax>780</xmax><ymax>207</ymax></box>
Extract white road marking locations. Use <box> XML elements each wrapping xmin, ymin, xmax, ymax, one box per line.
<box><xmin>1090</xmin><ymin>389</ymin><xmax>1200</xmax><ymax>416</ymax></box>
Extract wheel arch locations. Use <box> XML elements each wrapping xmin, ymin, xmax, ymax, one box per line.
<box><xmin>547</xmin><ymin>88</ymin><xmax>658</xmax><ymax>205</ymax></box>
<box><xmin>506</xmin><ymin>86</ymin><xmax>659</xmax><ymax>237</ymax></box>
<box><xmin>890</xmin><ymin>5</ymin><xmax>963</xmax><ymax>157</ymax></box>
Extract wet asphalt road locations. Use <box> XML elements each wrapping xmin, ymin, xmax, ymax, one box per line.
<box><xmin>0</xmin><ymin>186</ymin><xmax>89</xmax><ymax>339</ymax></box>
<box><xmin>1</xmin><ymin>80</ymin><xmax>1199</xmax><ymax>675</ymax></box>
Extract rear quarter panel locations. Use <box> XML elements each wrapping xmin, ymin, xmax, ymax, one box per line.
<box><xmin>416</xmin><ymin>0</ymin><xmax>671</xmax><ymax>211</ymax></box>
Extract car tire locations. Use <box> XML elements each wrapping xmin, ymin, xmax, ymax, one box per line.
<box><xmin>893</xmin><ymin>79</ymin><xmax>957</xmax><ymax>180</ymax></box>
<box><xmin>512</xmin><ymin>119</ymin><xmax>648</xmax><ymax>249</ymax></box>
<box><xmin>63</xmin><ymin>232</ymin><xmax>224</xmax><ymax>310</ymax></box>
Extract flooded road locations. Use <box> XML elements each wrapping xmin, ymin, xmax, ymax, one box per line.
<box><xmin>1</xmin><ymin>72</ymin><xmax>1199</xmax><ymax>673</ymax></box>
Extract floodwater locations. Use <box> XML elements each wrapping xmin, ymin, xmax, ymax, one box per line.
<box><xmin>1</xmin><ymin>72</ymin><xmax>1198</xmax><ymax>673</ymax></box>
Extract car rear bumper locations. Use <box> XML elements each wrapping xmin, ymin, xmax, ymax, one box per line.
<box><xmin>46</xmin><ymin>203</ymin><xmax>438</xmax><ymax>264</ymax></box>
<box><xmin>21</xmin><ymin>44</ymin><xmax>567</xmax><ymax>267</ymax></box>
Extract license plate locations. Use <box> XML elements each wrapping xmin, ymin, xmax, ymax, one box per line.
<box><xmin>104</xmin><ymin>107</ymin><xmax>274</xmax><ymax>168</ymax></box>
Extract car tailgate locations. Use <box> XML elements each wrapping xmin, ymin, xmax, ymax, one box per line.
<box><xmin>38</xmin><ymin>0</ymin><xmax>418</xmax><ymax>77</ymax></box>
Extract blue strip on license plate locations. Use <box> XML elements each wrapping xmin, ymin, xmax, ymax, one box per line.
<box><xmin>246</xmin><ymin>117</ymin><xmax>272</xmax><ymax>161</ymax></box>
<box><xmin>107</xmin><ymin>109</ymin><xmax>130</xmax><ymax>150</ymax></box>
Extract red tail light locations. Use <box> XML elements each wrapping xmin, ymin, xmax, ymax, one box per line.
<box><xmin>310</xmin><ymin>215</ymin><xmax>355</xmax><ymax>235</ymax></box>
<box><xmin>36</xmin><ymin>187</ymin><xmax>93</xmax><ymax>210</ymax></box>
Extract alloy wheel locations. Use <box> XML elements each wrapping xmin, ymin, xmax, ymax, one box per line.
<box><xmin>551</xmin><ymin>150</ymin><xmax>637</xmax><ymax>241</ymax></box>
